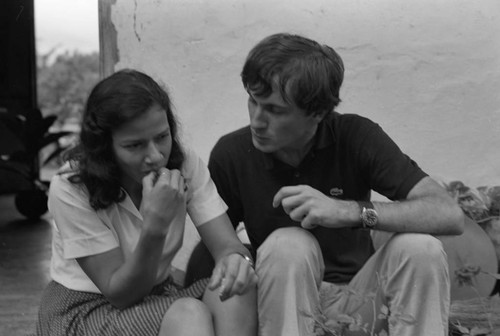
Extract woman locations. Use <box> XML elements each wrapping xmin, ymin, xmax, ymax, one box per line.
<box><xmin>36</xmin><ymin>69</ymin><xmax>257</xmax><ymax>336</ymax></box>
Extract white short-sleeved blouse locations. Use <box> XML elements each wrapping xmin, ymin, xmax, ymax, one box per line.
<box><xmin>48</xmin><ymin>148</ymin><xmax>227</xmax><ymax>293</ymax></box>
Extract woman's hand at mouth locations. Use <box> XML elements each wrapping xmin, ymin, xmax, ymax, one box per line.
<box><xmin>141</xmin><ymin>168</ymin><xmax>187</xmax><ymax>235</ymax></box>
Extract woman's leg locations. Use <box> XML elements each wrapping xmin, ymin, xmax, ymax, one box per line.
<box><xmin>159</xmin><ymin>297</ymin><xmax>214</xmax><ymax>336</ymax></box>
<box><xmin>202</xmin><ymin>280</ymin><xmax>258</xmax><ymax>336</ymax></box>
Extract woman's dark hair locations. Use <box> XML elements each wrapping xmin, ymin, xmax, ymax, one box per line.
<box><xmin>241</xmin><ymin>33</ymin><xmax>345</xmax><ymax>115</ymax></box>
<box><xmin>65</xmin><ymin>69</ymin><xmax>184</xmax><ymax>210</ymax></box>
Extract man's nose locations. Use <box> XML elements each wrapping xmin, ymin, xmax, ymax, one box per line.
<box><xmin>250</xmin><ymin>104</ymin><xmax>266</xmax><ymax>128</ymax></box>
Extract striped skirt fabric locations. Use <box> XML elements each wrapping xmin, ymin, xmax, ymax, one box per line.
<box><xmin>35</xmin><ymin>278</ymin><xmax>209</xmax><ymax>336</ymax></box>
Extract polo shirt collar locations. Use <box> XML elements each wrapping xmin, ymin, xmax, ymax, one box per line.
<box><xmin>258</xmin><ymin>113</ymin><xmax>337</xmax><ymax>170</ymax></box>
<box><xmin>315</xmin><ymin>113</ymin><xmax>336</xmax><ymax>150</ymax></box>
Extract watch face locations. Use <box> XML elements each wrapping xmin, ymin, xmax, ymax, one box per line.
<box><xmin>363</xmin><ymin>208</ymin><xmax>378</xmax><ymax>228</ymax></box>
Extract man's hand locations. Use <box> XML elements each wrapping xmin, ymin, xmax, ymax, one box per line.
<box><xmin>273</xmin><ymin>185</ymin><xmax>353</xmax><ymax>229</ymax></box>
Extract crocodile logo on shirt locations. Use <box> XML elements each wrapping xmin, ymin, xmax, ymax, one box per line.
<box><xmin>329</xmin><ymin>187</ymin><xmax>343</xmax><ymax>197</ymax></box>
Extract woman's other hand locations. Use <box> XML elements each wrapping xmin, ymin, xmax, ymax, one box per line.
<box><xmin>208</xmin><ymin>253</ymin><xmax>258</xmax><ymax>301</ymax></box>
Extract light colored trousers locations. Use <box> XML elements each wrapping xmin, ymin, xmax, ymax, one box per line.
<box><xmin>256</xmin><ymin>227</ymin><xmax>450</xmax><ymax>336</ymax></box>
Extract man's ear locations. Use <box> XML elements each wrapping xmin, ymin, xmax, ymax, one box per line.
<box><xmin>313</xmin><ymin>110</ymin><xmax>328</xmax><ymax>121</ymax></box>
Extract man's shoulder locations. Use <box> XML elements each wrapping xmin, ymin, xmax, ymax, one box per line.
<box><xmin>212</xmin><ymin>125</ymin><xmax>252</xmax><ymax>153</ymax></box>
<box><xmin>325</xmin><ymin>112</ymin><xmax>379</xmax><ymax>139</ymax></box>
<box><xmin>209</xmin><ymin>125</ymin><xmax>255</xmax><ymax>174</ymax></box>
<box><xmin>329</xmin><ymin>111</ymin><xmax>376</xmax><ymax>127</ymax></box>
<box><xmin>218</xmin><ymin>125</ymin><xmax>251</xmax><ymax>141</ymax></box>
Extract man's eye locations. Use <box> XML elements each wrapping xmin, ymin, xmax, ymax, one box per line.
<box><xmin>124</xmin><ymin>143</ymin><xmax>142</xmax><ymax>149</ymax></box>
<box><xmin>266</xmin><ymin>106</ymin><xmax>282</xmax><ymax>114</ymax></box>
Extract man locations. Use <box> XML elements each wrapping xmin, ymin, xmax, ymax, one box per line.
<box><xmin>207</xmin><ymin>33</ymin><xmax>464</xmax><ymax>336</ymax></box>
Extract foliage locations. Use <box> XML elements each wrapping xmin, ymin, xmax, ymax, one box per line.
<box><xmin>37</xmin><ymin>49</ymin><xmax>99</xmax><ymax>127</ymax></box>
<box><xmin>445</xmin><ymin>180</ymin><xmax>500</xmax><ymax>335</ymax></box>
<box><xmin>445</xmin><ymin>181</ymin><xmax>500</xmax><ymax>224</ymax></box>
<box><xmin>304</xmin><ymin>274</ymin><xmax>415</xmax><ymax>336</ymax></box>
<box><xmin>304</xmin><ymin>265</ymin><xmax>500</xmax><ymax>336</ymax></box>
<box><xmin>35</xmin><ymin>49</ymin><xmax>99</xmax><ymax>168</ymax></box>
<box><xmin>450</xmin><ymin>265</ymin><xmax>500</xmax><ymax>336</ymax></box>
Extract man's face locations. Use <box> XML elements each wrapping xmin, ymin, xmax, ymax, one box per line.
<box><xmin>247</xmin><ymin>84</ymin><xmax>322</xmax><ymax>157</ymax></box>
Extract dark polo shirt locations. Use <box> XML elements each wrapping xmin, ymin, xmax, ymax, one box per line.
<box><xmin>208</xmin><ymin>112</ymin><xmax>427</xmax><ymax>283</ymax></box>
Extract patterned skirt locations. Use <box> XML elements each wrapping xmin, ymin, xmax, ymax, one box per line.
<box><xmin>35</xmin><ymin>278</ymin><xmax>209</xmax><ymax>336</ymax></box>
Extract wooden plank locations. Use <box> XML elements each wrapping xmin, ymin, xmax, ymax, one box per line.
<box><xmin>98</xmin><ymin>0</ymin><xmax>119</xmax><ymax>78</ymax></box>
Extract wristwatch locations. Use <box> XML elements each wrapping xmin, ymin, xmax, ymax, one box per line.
<box><xmin>357</xmin><ymin>201</ymin><xmax>378</xmax><ymax>229</ymax></box>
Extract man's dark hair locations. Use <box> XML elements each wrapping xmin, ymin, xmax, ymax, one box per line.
<box><xmin>241</xmin><ymin>33</ymin><xmax>345</xmax><ymax>115</ymax></box>
<box><xmin>64</xmin><ymin>69</ymin><xmax>184</xmax><ymax>210</ymax></box>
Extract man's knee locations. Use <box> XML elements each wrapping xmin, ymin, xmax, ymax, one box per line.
<box><xmin>386</xmin><ymin>233</ymin><xmax>448</xmax><ymax>270</ymax></box>
<box><xmin>257</xmin><ymin>227</ymin><xmax>319</xmax><ymax>262</ymax></box>
<box><xmin>256</xmin><ymin>227</ymin><xmax>324</xmax><ymax>282</ymax></box>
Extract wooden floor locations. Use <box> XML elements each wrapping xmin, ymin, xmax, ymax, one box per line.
<box><xmin>0</xmin><ymin>194</ymin><xmax>52</xmax><ymax>336</ymax></box>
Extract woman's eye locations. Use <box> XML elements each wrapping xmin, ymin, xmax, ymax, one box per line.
<box><xmin>156</xmin><ymin>133</ymin><xmax>170</xmax><ymax>142</ymax></box>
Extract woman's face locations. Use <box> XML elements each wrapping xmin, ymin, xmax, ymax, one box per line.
<box><xmin>111</xmin><ymin>104</ymin><xmax>172</xmax><ymax>192</ymax></box>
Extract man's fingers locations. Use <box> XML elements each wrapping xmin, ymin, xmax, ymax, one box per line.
<box><xmin>288</xmin><ymin>204</ymin><xmax>306</xmax><ymax>221</ymax></box>
<box><xmin>301</xmin><ymin>215</ymin><xmax>318</xmax><ymax>230</ymax></box>
<box><xmin>273</xmin><ymin>185</ymin><xmax>304</xmax><ymax>208</ymax></box>
<box><xmin>273</xmin><ymin>185</ymin><xmax>305</xmax><ymax>208</ymax></box>
<box><xmin>281</xmin><ymin>194</ymin><xmax>309</xmax><ymax>214</ymax></box>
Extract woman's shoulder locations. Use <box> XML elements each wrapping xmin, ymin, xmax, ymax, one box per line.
<box><xmin>49</xmin><ymin>162</ymin><xmax>87</xmax><ymax>200</ymax></box>
<box><xmin>50</xmin><ymin>161</ymin><xmax>75</xmax><ymax>184</ymax></box>
<box><xmin>181</xmin><ymin>147</ymin><xmax>205</xmax><ymax>175</ymax></box>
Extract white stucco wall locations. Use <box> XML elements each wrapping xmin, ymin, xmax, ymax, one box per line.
<box><xmin>102</xmin><ymin>0</ymin><xmax>500</xmax><ymax>272</ymax></box>
<box><xmin>105</xmin><ymin>0</ymin><xmax>500</xmax><ymax>189</ymax></box>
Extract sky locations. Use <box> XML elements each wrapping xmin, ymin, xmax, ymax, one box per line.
<box><xmin>35</xmin><ymin>0</ymin><xmax>99</xmax><ymax>55</ymax></box>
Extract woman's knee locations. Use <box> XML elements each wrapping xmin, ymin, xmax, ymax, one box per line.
<box><xmin>203</xmin><ymin>289</ymin><xmax>258</xmax><ymax>336</ymax></box>
<box><xmin>160</xmin><ymin>298</ymin><xmax>212</xmax><ymax>334</ymax></box>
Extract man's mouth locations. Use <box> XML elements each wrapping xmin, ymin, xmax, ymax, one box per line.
<box><xmin>251</xmin><ymin>130</ymin><xmax>268</xmax><ymax>141</ymax></box>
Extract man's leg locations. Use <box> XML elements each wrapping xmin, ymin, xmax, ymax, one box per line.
<box><xmin>322</xmin><ymin>233</ymin><xmax>450</xmax><ymax>336</ymax></box>
<box><xmin>256</xmin><ymin>227</ymin><xmax>325</xmax><ymax>336</ymax></box>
